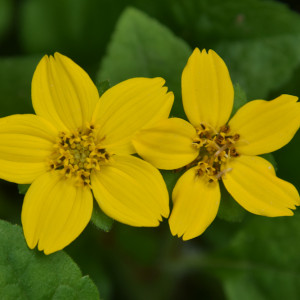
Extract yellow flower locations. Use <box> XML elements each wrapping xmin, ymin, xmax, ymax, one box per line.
<box><xmin>0</xmin><ymin>53</ymin><xmax>173</xmax><ymax>254</ymax></box>
<box><xmin>133</xmin><ymin>48</ymin><xmax>300</xmax><ymax>240</ymax></box>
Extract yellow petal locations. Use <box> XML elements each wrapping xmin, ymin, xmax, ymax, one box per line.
<box><xmin>169</xmin><ymin>167</ymin><xmax>220</xmax><ymax>240</ymax></box>
<box><xmin>91</xmin><ymin>155</ymin><xmax>169</xmax><ymax>227</ymax></box>
<box><xmin>132</xmin><ymin>118</ymin><xmax>198</xmax><ymax>170</ymax></box>
<box><xmin>92</xmin><ymin>77</ymin><xmax>174</xmax><ymax>155</ymax></box>
<box><xmin>32</xmin><ymin>53</ymin><xmax>99</xmax><ymax>131</ymax></box>
<box><xmin>0</xmin><ymin>114</ymin><xmax>57</xmax><ymax>184</ymax></box>
<box><xmin>229</xmin><ymin>95</ymin><xmax>300</xmax><ymax>155</ymax></box>
<box><xmin>222</xmin><ymin>155</ymin><xmax>300</xmax><ymax>216</ymax></box>
<box><xmin>22</xmin><ymin>171</ymin><xmax>93</xmax><ymax>255</ymax></box>
<box><xmin>182</xmin><ymin>48</ymin><xmax>234</xmax><ymax>130</ymax></box>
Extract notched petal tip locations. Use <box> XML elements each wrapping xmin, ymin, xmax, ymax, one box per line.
<box><xmin>230</xmin><ymin>94</ymin><xmax>300</xmax><ymax>155</ymax></box>
<box><xmin>152</xmin><ymin>76</ymin><xmax>166</xmax><ymax>86</ymax></box>
<box><xmin>182</xmin><ymin>233</ymin><xmax>197</xmax><ymax>241</ymax></box>
<box><xmin>169</xmin><ymin>168</ymin><xmax>220</xmax><ymax>241</ymax></box>
<box><xmin>279</xmin><ymin>94</ymin><xmax>299</xmax><ymax>102</ymax></box>
<box><xmin>32</xmin><ymin>51</ymin><xmax>99</xmax><ymax>132</ymax></box>
<box><xmin>43</xmin><ymin>249</ymin><xmax>54</xmax><ymax>255</ymax></box>
<box><xmin>161</xmin><ymin>204</ymin><xmax>170</xmax><ymax>220</ymax></box>
<box><xmin>22</xmin><ymin>172</ymin><xmax>93</xmax><ymax>255</ymax></box>
<box><xmin>25</xmin><ymin>237</ymin><xmax>37</xmax><ymax>250</ymax></box>
<box><xmin>92</xmin><ymin>77</ymin><xmax>174</xmax><ymax>155</ymax></box>
<box><xmin>91</xmin><ymin>155</ymin><xmax>170</xmax><ymax>227</ymax></box>
<box><xmin>182</xmin><ymin>47</ymin><xmax>234</xmax><ymax>129</ymax></box>
<box><xmin>53</xmin><ymin>51</ymin><xmax>63</xmax><ymax>58</ymax></box>
<box><xmin>223</xmin><ymin>155</ymin><xmax>300</xmax><ymax>217</ymax></box>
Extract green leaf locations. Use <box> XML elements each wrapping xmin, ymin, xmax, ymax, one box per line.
<box><xmin>96</xmin><ymin>80</ymin><xmax>110</xmax><ymax>97</ymax></box>
<box><xmin>0</xmin><ymin>55</ymin><xmax>40</xmax><ymax>117</ymax></box>
<box><xmin>19</xmin><ymin>0</ymin><xmax>128</xmax><ymax>69</ymax></box>
<box><xmin>91</xmin><ymin>200</ymin><xmax>113</xmax><ymax>232</ymax></box>
<box><xmin>211</xmin><ymin>211</ymin><xmax>300</xmax><ymax>300</ymax></box>
<box><xmin>18</xmin><ymin>184</ymin><xmax>30</xmax><ymax>195</ymax></box>
<box><xmin>20</xmin><ymin>0</ymin><xmax>300</xmax><ymax>99</ymax></box>
<box><xmin>98</xmin><ymin>7</ymin><xmax>191</xmax><ymax>119</ymax></box>
<box><xmin>217</xmin><ymin>34</ymin><xmax>300</xmax><ymax>99</ymax></box>
<box><xmin>159</xmin><ymin>0</ymin><xmax>300</xmax><ymax>99</ymax></box>
<box><xmin>0</xmin><ymin>219</ymin><xmax>100</xmax><ymax>300</ymax></box>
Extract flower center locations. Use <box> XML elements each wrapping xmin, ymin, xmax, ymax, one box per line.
<box><xmin>191</xmin><ymin>124</ymin><xmax>240</xmax><ymax>182</ymax></box>
<box><xmin>49</xmin><ymin>124</ymin><xmax>110</xmax><ymax>186</ymax></box>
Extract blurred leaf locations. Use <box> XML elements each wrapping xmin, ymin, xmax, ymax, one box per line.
<box><xmin>231</xmin><ymin>83</ymin><xmax>247</xmax><ymax>117</ymax></box>
<box><xmin>0</xmin><ymin>55</ymin><xmax>40</xmax><ymax>117</ymax></box>
<box><xmin>98</xmin><ymin>7</ymin><xmax>191</xmax><ymax>119</ymax></box>
<box><xmin>217</xmin><ymin>182</ymin><xmax>246</xmax><ymax>223</ymax></box>
<box><xmin>161</xmin><ymin>169</ymin><xmax>184</xmax><ymax>197</ymax></box>
<box><xmin>18</xmin><ymin>184</ymin><xmax>30</xmax><ymax>195</ymax></box>
<box><xmin>19</xmin><ymin>0</ymin><xmax>187</xmax><ymax>72</ymax></box>
<box><xmin>0</xmin><ymin>0</ymin><xmax>13</xmax><ymax>42</ymax></box>
<box><xmin>217</xmin><ymin>35</ymin><xmax>300</xmax><ymax>100</ymax></box>
<box><xmin>19</xmin><ymin>0</ymin><xmax>128</xmax><ymax>70</ymax></box>
<box><xmin>160</xmin><ymin>0</ymin><xmax>300</xmax><ymax>99</ymax></box>
<box><xmin>20</xmin><ymin>0</ymin><xmax>300</xmax><ymax>98</ymax></box>
<box><xmin>0</xmin><ymin>219</ymin><xmax>100</xmax><ymax>299</ymax></box>
<box><xmin>211</xmin><ymin>211</ymin><xmax>300</xmax><ymax>300</ymax></box>
<box><xmin>115</xmin><ymin>225</ymin><xmax>161</xmax><ymax>264</ymax></box>
<box><xmin>96</xmin><ymin>80</ymin><xmax>110</xmax><ymax>97</ymax></box>
<box><xmin>91</xmin><ymin>200</ymin><xmax>113</xmax><ymax>232</ymax></box>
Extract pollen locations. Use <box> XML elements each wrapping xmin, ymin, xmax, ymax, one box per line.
<box><xmin>49</xmin><ymin>124</ymin><xmax>111</xmax><ymax>186</ymax></box>
<box><xmin>192</xmin><ymin>124</ymin><xmax>240</xmax><ymax>182</ymax></box>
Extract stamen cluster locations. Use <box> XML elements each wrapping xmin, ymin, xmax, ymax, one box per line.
<box><xmin>192</xmin><ymin>124</ymin><xmax>240</xmax><ymax>182</ymax></box>
<box><xmin>49</xmin><ymin>125</ymin><xmax>110</xmax><ymax>186</ymax></box>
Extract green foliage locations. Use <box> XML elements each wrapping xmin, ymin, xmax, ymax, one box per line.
<box><xmin>0</xmin><ymin>56</ymin><xmax>40</xmax><ymax>117</ymax></box>
<box><xmin>157</xmin><ymin>0</ymin><xmax>300</xmax><ymax>99</ymax></box>
<box><xmin>98</xmin><ymin>7</ymin><xmax>191</xmax><ymax>119</ymax></box>
<box><xmin>19</xmin><ymin>0</ymin><xmax>129</xmax><ymax>69</ymax></box>
<box><xmin>212</xmin><ymin>211</ymin><xmax>300</xmax><ymax>300</ymax></box>
<box><xmin>3</xmin><ymin>1</ymin><xmax>300</xmax><ymax>299</ymax></box>
<box><xmin>215</xmin><ymin>0</ymin><xmax>300</xmax><ymax>99</ymax></box>
<box><xmin>0</xmin><ymin>219</ymin><xmax>100</xmax><ymax>300</ymax></box>
<box><xmin>217</xmin><ymin>182</ymin><xmax>246</xmax><ymax>223</ymax></box>
<box><xmin>91</xmin><ymin>201</ymin><xmax>113</xmax><ymax>232</ymax></box>
<box><xmin>20</xmin><ymin>0</ymin><xmax>300</xmax><ymax>99</ymax></box>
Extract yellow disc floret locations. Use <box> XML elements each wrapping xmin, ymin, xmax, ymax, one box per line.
<box><xmin>191</xmin><ymin>124</ymin><xmax>240</xmax><ymax>182</ymax></box>
<box><xmin>49</xmin><ymin>124</ymin><xmax>111</xmax><ymax>186</ymax></box>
